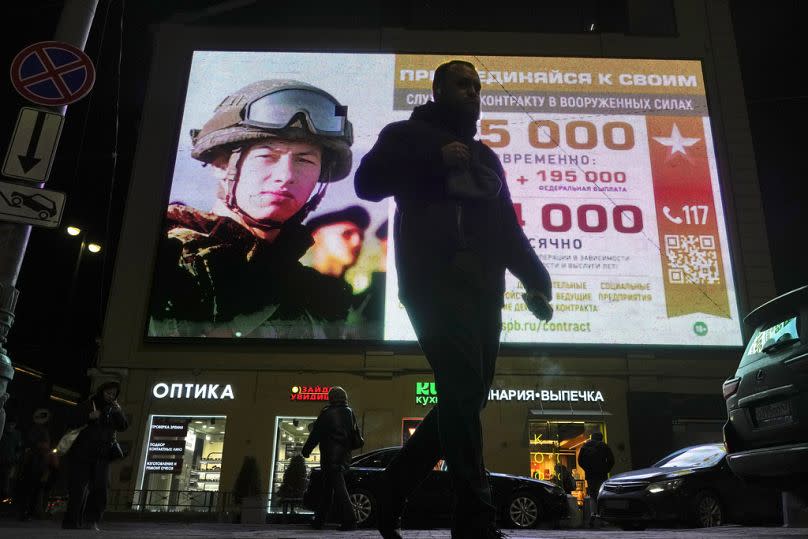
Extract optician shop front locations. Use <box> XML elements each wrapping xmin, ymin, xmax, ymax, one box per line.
<box><xmin>112</xmin><ymin>366</ymin><xmax>631</xmax><ymax>513</ymax></box>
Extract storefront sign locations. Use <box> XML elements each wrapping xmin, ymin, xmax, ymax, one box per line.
<box><xmin>148</xmin><ymin>440</ymin><xmax>185</xmax><ymax>455</ymax></box>
<box><xmin>150</xmin><ymin>417</ymin><xmax>189</xmax><ymax>438</ymax></box>
<box><xmin>489</xmin><ymin>389</ymin><xmax>605</xmax><ymax>403</ymax></box>
<box><xmin>152</xmin><ymin>382</ymin><xmax>234</xmax><ymax>400</ymax></box>
<box><xmin>415</xmin><ymin>381</ymin><xmax>605</xmax><ymax>405</ymax></box>
<box><xmin>290</xmin><ymin>385</ymin><xmax>330</xmax><ymax>401</ymax></box>
<box><xmin>146</xmin><ymin>417</ymin><xmax>188</xmax><ymax>475</ymax></box>
<box><xmin>145</xmin><ymin>459</ymin><xmax>183</xmax><ymax>474</ymax></box>
<box><xmin>415</xmin><ymin>382</ymin><xmax>438</xmax><ymax>406</ymax></box>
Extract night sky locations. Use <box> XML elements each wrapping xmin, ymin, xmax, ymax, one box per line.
<box><xmin>2</xmin><ymin>1</ymin><xmax>804</xmax><ymax>392</ymax></box>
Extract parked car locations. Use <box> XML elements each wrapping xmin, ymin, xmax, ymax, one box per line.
<box><xmin>597</xmin><ymin>443</ymin><xmax>780</xmax><ymax>530</ymax></box>
<box><xmin>723</xmin><ymin>285</ymin><xmax>808</xmax><ymax>497</ymax></box>
<box><xmin>302</xmin><ymin>446</ymin><xmax>568</xmax><ymax>529</ymax></box>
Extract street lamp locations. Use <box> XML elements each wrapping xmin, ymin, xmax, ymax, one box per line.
<box><xmin>65</xmin><ymin>226</ymin><xmax>102</xmax><ymax>311</ymax></box>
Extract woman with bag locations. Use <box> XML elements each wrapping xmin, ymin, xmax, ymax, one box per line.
<box><xmin>62</xmin><ymin>381</ymin><xmax>128</xmax><ymax>530</ymax></box>
<box><xmin>301</xmin><ymin>386</ymin><xmax>362</xmax><ymax>531</ymax></box>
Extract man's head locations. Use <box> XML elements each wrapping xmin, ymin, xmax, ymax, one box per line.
<box><xmin>190</xmin><ymin>80</ymin><xmax>353</xmax><ymax>229</ymax></box>
<box><xmin>432</xmin><ymin>60</ymin><xmax>481</xmax><ymax>120</ymax></box>
<box><xmin>591</xmin><ymin>431</ymin><xmax>604</xmax><ymax>441</ymax></box>
<box><xmin>96</xmin><ymin>381</ymin><xmax>121</xmax><ymax>403</ymax></box>
<box><xmin>328</xmin><ymin>386</ymin><xmax>348</xmax><ymax>405</ymax></box>
<box><xmin>307</xmin><ymin>206</ymin><xmax>370</xmax><ymax>278</ymax></box>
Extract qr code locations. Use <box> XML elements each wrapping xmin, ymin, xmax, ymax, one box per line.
<box><xmin>664</xmin><ymin>235</ymin><xmax>720</xmax><ymax>285</ymax></box>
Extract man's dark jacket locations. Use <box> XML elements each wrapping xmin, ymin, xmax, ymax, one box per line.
<box><xmin>354</xmin><ymin>101</ymin><xmax>551</xmax><ymax>304</ymax></box>
<box><xmin>67</xmin><ymin>385</ymin><xmax>128</xmax><ymax>461</ymax></box>
<box><xmin>578</xmin><ymin>439</ymin><xmax>615</xmax><ymax>480</ymax></box>
<box><xmin>301</xmin><ymin>403</ymin><xmax>358</xmax><ymax>468</ymax></box>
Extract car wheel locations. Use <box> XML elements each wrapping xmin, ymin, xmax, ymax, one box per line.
<box><xmin>620</xmin><ymin>522</ymin><xmax>647</xmax><ymax>531</ymax></box>
<box><xmin>38</xmin><ymin>210</ymin><xmax>50</xmax><ymax>220</ymax></box>
<box><xmin>11</xmin><ymin>196</ymin><xmax>22</xmax><ymax>206</ymax></box>
<box><xmin>349</xmin><ymin>489</ymin><xmax>376</xmax><ymax>527</ymax></box>
<box><xmin>506</xmin><ymin>492</ymin><xmax>541</xmax><ymax>528</ymax></box>
<box><xmin>693</xmin><ymin>491</ymin><xmax>723</xmax><ymax>527</ymax></box>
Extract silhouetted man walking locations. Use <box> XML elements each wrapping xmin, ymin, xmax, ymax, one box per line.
<box><xmin>355</xmin><ymin>59</ymin><xmax>553</xmax><ymax>539</ymax></box>
<box><xmin>579</xmin><ymin>431</ymin><xmax>614</xmax><ymax>524</ymax></box>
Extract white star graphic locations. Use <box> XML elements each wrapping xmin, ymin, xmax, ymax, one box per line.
<box><xmin>653</xmin><ymin>123</ymin><xmax>700</xmax><ymax>156</ymax></box>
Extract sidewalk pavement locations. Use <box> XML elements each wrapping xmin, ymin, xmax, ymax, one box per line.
<box><xmin>0</xmin><ymin>521</ymin><xmax>806</xmax><ymax>538</ymax></box>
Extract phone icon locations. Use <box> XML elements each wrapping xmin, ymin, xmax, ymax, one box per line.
<box><xmin>662</xmin><ymin>206</ymin><xmax>683</xmax><ymax>224</ymax></box>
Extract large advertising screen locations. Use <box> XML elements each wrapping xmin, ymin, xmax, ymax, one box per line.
<box><xmin>147</xmin><ymin>51</ymin><xmax>742</xmax><ymax>347</ymax></box>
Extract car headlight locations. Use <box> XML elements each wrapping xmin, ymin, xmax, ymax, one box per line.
<box><xmin>598</xmin><ymin>483</ymin><xmax>607</xmax><ymax>496</ymax></box>
<box><xmin>646</xmin><ymin>479</ymin><xmax>683</xmax><ymax>494</ymax></box>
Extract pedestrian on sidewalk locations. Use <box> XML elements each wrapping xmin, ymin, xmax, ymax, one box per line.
<box><xmin>16</xmin><ymin>409</ymin><xmax>52</xmax><ymax>520</ymax></box>
<box><xmin>301</xmin><ymin>386</ymin><xmax>363</xmax><ymax>531</ymax></box>
<box><xmin>62</xmin><ymin>381</ymin><xmax>128</xmax><ymax>530</ymax></box>
<box><xmin>578</xmin><ymin>431</ymin><xmax>614</xmax><ymax>525</ymax></box>
<box><xmin>355</xmin><ymin>59</ymin><xmax>553</xmax><ymax>539</ymax></box>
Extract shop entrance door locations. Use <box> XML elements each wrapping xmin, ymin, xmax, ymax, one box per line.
<box><xmin>268</xmin><ymin>416</ymin><xmax>317</xmax><ymax>514</ymax></box>
<box><xmin>528</xmin><ymin>419</ymin><xmax>606</xmax><ymax>506</ymax></box>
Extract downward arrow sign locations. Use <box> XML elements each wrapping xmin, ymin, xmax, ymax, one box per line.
<box><xmin>3</xmin><ymin>107</ymin><xmax>63</xmax><ymax>183</ymax></box>
<box><xmin>17</xmin><ymin>110</ymin><xmax>45</xmax><ymax>173</ymax></box>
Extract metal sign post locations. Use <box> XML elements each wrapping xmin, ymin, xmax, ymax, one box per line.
<box><xmin>0</xmin><ymin>0</ymin><xmax>100</xmax><ymax>441</ymax></box>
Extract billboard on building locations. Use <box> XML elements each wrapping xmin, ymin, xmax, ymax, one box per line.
<box><xmin>146</xmin><ymin>51</ymin><xmax>742</xmax><ymax>347</ymax></box>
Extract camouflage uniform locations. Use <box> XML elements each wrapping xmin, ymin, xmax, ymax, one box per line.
<box><xmin>149</xmin><ymin>204</ymin><xmax>354</xmax><ymax>338</ymax></box>
<box><xmin>148</xmin><ymin>80</ymin><xmax>356</xmax><ymax>338</ymax></box>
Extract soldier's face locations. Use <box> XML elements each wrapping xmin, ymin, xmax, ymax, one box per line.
<box><xmin>312</xmin><ymin>221</ymin><xmax>364</xmax><ymax>270</ymax></box>
<box><xmin>233</xmin><ymin>139</ymin><xmax>322</xmax><ymax>223</ymax></box>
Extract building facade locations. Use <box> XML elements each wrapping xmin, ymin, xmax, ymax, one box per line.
<box><xmin>97</xmin><ymin>0</ymin><xmax>774</xmax><ymax>513</ymax></box>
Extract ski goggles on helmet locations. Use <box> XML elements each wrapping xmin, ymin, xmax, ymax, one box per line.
<box><xmin>243</xmin><ymin>87</ymin><xmax>352</xmax><ymax>144</ymax></box>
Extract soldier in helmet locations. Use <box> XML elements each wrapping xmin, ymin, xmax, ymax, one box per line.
<box><xmin>149</xmin><ymin>80</ymin><xmax>356</xmax><ymax>338</ymax></box>
<box><xmin>306</xmin><ymin>205</ymin><xmax>370</xmax><ymax>280</ymax></box>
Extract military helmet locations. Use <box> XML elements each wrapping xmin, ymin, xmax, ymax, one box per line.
<box><xmin>190</xmin><ymin>80</ymin><xmax>353</xmax><ymax>182</ymax></box>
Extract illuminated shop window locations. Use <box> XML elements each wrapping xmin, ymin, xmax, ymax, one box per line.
<box><xmin>528</xmin><ymin>420</ymin><xmax>606</xmax><ymax>506</ymax></box>
<box><xmin>136</xmin><ymin>415</ymin><xmax>226</xmax><ymax>512</ymax></box>
<box><xmin>268</xmin><ymin>416</ymin><xmax>317</xmax><ymax>513</ymax></box>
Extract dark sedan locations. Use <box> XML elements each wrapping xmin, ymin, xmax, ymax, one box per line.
<box><xmin>597</xmin><ymin>443</ymin><xmax>781</xmax><ymax>530</ymax></box>
<box><xmin>303</xmin><ymin>446</ymin><xmax>568</xmax><ymax>529</ymax></box>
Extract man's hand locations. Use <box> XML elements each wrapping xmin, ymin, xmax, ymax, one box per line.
<box><xmin>441</xmin><ymin>142</ymin><xmax>471</xmax><ymax>168</ymax></box>
<box><xmin>89</xmin><ymin>409</ymin><xmax>101</xmax><ymax>420</ymax></box>
<box><xmin>522</xmin><ymin>290</ymin><xmax>553</xmax><ymax>321</ymax></box>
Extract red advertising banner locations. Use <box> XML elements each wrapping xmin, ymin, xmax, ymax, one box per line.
<box><xmin>646</xmin><ymin>116</ymin><xmax>730</xmax><ymax>318</ymax></box>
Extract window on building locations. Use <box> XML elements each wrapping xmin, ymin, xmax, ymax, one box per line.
<box><xmin>528</xmin><ymin>419</ymin><xmax>606</xmax><ymax>505</ymax></box>
<box><xmin>136</xmin><ymin>415</ymin><xmax>226</xmax><ymax>512</ymax></box>
<box><xmin>268</xmin><ymin>416</ymin><xmax>317</xmax><ymax>513</ymax></box>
